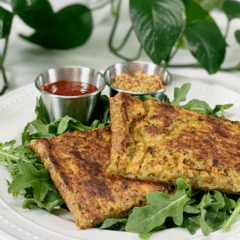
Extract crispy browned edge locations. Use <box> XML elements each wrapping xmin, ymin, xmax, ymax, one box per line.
<box><xmin>108</xmin><ymin>92</ymin><xmax>145</xmax><ymax>174</ymax></box>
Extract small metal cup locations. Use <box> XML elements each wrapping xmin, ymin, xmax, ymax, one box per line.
<box><xmin>104</xmin><ymin>61</ymin><xmax>172</xmax><ymax>99</ymax></box>
<box><xmin>35</xmin><ymin>66</ymin><xmax>106</xmax><ymax>125</ymax></box>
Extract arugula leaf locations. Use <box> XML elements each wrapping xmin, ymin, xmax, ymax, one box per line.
<box><xmin>22</xmin><ymin>116</ymin><xmax>94</xmax><ymax>145</ymax></box>
<box><xmin>8</xmin><ymin>163</ymin><xmax>51</xmax><ymax>194</ymax></box>
<box><xmin>183</xmin><ymin>190</ymin><xmax>236</xmax><ymax>236</ymax></box>
<box><xmin>181</xmin><ymin>99</ymin><xmax>214</xmax><ymax>115</ymax></box>
<box><xmin>170</xmin><ymin>83</ymin><xmax>233</xmax><ymax>118</ymax></box>
<box><xmin>22</xmin><ymin>96</ymin><xmax>111</xmax><ymax>145</ymax></box>
<box><xmin>138</xmin><ymin>224</ymin><xmax>169</xmax><ymax>239</ymax></box>
<box><xmin>125</xmin><ymin>178</ymin><xmax>191</xmax><ymax>233</ymax></box>
<box><xmin>181</xmin><ymin>216</ymin><xmax>199</xmax><ymax>235</ymax></box>
<box><xmin>138</xmin><ymin>232</ymin><xmax>152</xmax><ymax>240</ymax></box>
<box><xmin>181</xmin><ymin>100</ymin><xmax>233</xmax><ymax>117</ymax></box>
<box><xmin>198</xmin><ymin>191</ymin><xmax>224</xmax><ymax>235</ymax></box>
<box><xmin>31</xmin><ymin>181</ymin><xmax>49</xmax><ymax>202</ymax></box>
<box><xmin>212</xmin><ymin>104</ymin><xmax>234</xmax><ymax>118</ymax></box>
<box><xmin>22</xmin><ymin>120</ymin><xmax>55</xmax><ymax>145</ymax></box>
<box><xmin>0</xmin><ymin>140</ymin><xmax>18</xmax><ymax>162</ymax></box>
<box><xmin>57</xmin><ymin>116</ymin><xmax>93</xmax><ymax>135</ymax></box>
<box><xmin>100</xmin><ymin>218</ymin><xmax>128</xmax><ymax>231</ymax></box>
<box><xmin>22</xmin><ymin>193</ymin><xmax>64</xmax><ymax>212</ymax></box>
<box><xmin>35</xmin><ymin>96</ymin><xmax>50</xmax><ymax>124</ymax></box>
<box><xmin>171</xmin><ymin>83</ymin><xmax>191</xmax><ymax>106</ymax></box>
<box><xmin>96</xmin><ymin>95</ymin><xmax>111</xmax><ymax>124</ymax></box>
<box><xmin>0</xmin><ymin>140</ymin><xmax>40</xmax><ymax>176</ymax></box>
<box><xmin>222</xmin><ymin>197</ymin><xmax>240</xmax><ymax>232</ymax></box>
<box><xmin>130</xmin><ymin>0</ymin><xmax>186</xmax><ymax>64</ymax></box>
<box><xmin>0</xmin><ymin>140</ymin><xmax>19</xmax><ymax>175</ymax></box>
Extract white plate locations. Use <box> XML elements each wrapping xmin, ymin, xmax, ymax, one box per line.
<box><xmin>0</xmin><ymin>73</ymin><xmax>240</xmax><ymax>240</ymax></box>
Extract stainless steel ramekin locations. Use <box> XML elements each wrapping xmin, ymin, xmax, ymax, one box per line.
<box><xmin>35</xmin><ymin>66</ymin><xmax>105</xmax><ymax>125</ymax></box>
<box><xmin>104</xmin><ymin>61</ymin><xmax>172</xmax><ymax>99</ymax></box>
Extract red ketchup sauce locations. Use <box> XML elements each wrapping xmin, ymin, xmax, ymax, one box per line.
<box><xmin>42</xmin><ymin>80</ymin><xmax>98</xmax><ymax>96</ymax></box>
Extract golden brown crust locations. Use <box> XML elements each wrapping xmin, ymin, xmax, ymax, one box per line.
<box><xmin>108</xmin><ymin>92</ymin><xmax>240</xmax><ymax>194</ymax></box>
<box><xmin>29</xmin><ymin>126</ymin><xmax>173</xmax><ymax>229</ymax></box>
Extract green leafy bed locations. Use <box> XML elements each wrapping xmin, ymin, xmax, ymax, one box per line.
<box><xmin>0</xmin><ymin>83</ymin><xmax>239</xmax><ymax>239</ymax></box>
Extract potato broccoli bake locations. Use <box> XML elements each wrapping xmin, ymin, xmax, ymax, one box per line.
<box><xmin>29</xmin><ymin>126</ymin><xmax>173</xmax><ymax>229</ymax></box>
<box><xmin>108</xmin><ymin>92</ymin><xmax>240</xmax><ymax>194</ymax></box>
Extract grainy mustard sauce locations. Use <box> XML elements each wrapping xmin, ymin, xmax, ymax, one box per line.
<box><xmin>112</xmin><ymin>70</ymin><xmax>164</xmax><ymax>93</ymax></box>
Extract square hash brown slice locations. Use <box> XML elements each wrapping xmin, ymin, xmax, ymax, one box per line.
<box><xmin>108</xmin><ymin>92</ymin><xmax>240</xmax><ymax>194</ymax></box>
<box><xmin>28</xmin><ymin>126</ymin><xmax>173</xmax><ymax>229</ymax></box>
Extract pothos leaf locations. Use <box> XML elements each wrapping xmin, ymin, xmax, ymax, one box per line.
<box><xmin>185</xmin><ymin>19</ymin><xmax>226</xmax><ymax>74</ymax></box>
<box><xmin>130</xmin><ymin>0</ymin><xmax>186</xmax><ymax>64</ymax></box>
<box><xmin>125</xmin><ymin>178</ymin><xmax>191</xmax><ymax>233</ymax></box>
<box><xmin>181</xmin><ymin>0</ymin><xmax>226</xmax><ymax>74</ymax></box>
<box><xmin>235</xmin><ymin>30</ymin><xmax>240</xmax><ymax>45</ymax></box>
<box><xmin>11</xmin><ymin>0</ymin><xmax>33</xmax><ymax>11</ymax></box>
<box><xmin>0</xmin><ymin>6</ymin><xmax>13</xmax><ymax>38</ymax></box>
<box><xmin>223</xmin><ymin>0</ymin><xmax>240</xmax><ymax>21</ymax></box>
<box><xmin>11</xmin><ymin>0</ymin><xmax>56</xmax><ymax>32</ymax></box>
<box><xmin>182</xmin><ymin>0</ymin><xmax>215</xmax><ymax>24</ymax></box>
<box><xmin>175</xmin><ymin>34</ymin><xmax>189</xmax><ymax>50</ymax></box>
<box><xmin>20</xmin><ymin>4</ymin><xmax>93</xmax><ymax>49</ymax></box>
<box><xmin>193</xmin><ymin>0</ymin><xmax>225</xmax><ymax>12</ymax></box>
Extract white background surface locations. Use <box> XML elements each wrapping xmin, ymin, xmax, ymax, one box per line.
<box><xmin>0</xmin><ymin>0</ymin><xmax>239</xmax><ymax>93</ymax></box>
<box><xmin>0</xmin><ymin>0</ymin><xmax>240</xmax><ymax>240</ymax></box>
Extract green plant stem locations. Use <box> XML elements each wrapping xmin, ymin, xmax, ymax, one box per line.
<box><xmin>0</xmin><ymin>63</ymin><xmax>8</xmax><ymax>95</ymax></box>
<box><xmin>113</xmin><ymin>26</ymin><xmax>134</xmax><ymax>52</ymax></box>
<box><xmin>1</xmin><ymin>36</ymin><xmax>9</xmax><ymax>64</ymax></box>
<box><xmin>167</xmin><ymin>62</ymin><xmax>240</xmax><ymax>72</ymax></box>
<box><xmin>167</xmin><ymin>63</ymin><xmax>200</xmax><ymax>68</ymax></box>
<box><xmin>111</xmin><ymin>0</ymin><xmax>118</xmax><ymax>16</ymax></box>
<box><xmin>108</xmin><ymin>0</ymin><xmax>142</xmax><ymax>61</ymax></box>
<box><xmin>164</xmin><ymin>44</ymin><xmax>181</xmax><ymax>67</ymax></box>
<box><xmin>0</xmin><ymin>37</ymin><xmax>9</xmax><ymax>96</ymax></box>
<box><xmin>224</xmin><ymin>20</ymin><xmax>230</xmax><ymax>39</ymax></box>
